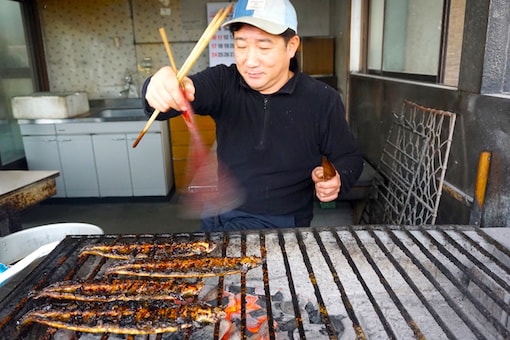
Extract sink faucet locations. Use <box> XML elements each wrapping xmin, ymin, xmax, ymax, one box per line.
<box><xmin>119</xmin><ymin>73</ymin><xmax>138</xmax><ymax>98</ymax></box>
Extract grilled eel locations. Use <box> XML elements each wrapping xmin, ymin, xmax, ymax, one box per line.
<box><xmin>105</xmin><ymin>256</ymin><xmax>263</xmax><ymax>278</ymax></box>
<box><xmin>30</xmin><ymin>279</ymin><xmax>204</xmax><ymax>302</ymax></box>
<box><xmin>79</xmin><ymin>240</ymin><xmax>217</xmax><ymax>260</ymax></box>
<box><xmin>18</xmin><ymin>300</ymin><xmax>225</xmax><ymax>334</ymax></box>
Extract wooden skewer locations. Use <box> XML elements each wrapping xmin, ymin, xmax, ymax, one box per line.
<box><xmin>132</xmin><ymin>4</ymin><xmax>232</xmax><ymax>148</ymax></box>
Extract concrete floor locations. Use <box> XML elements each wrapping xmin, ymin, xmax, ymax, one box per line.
<box><xmin>20</xmin><ymin>195</ymin><xmax>355</xmax><ymax>234</ymax></box>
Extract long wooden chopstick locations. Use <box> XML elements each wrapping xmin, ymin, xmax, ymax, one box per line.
<box><xmin>176</xmin><ymin>5</ymin><xmax>230</xmax><ymax>82</ymax></box>
<box><xmin>132</xmin><ymin>4</ymin><xmax>232</xmax><ymax>148</ymax></box>
<box><xmin>129</xmin><ymin>29</ymin><xmax>178</xmax><ymax>149</ymax></box>
<box><xmin>159</xmin><ymin>27</ymin><xmax>178</xmax><ymax>72</ymax></box>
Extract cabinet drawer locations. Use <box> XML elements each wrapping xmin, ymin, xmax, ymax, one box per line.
<box><xmin>19</xmin><ymin>124</ymin><xmax>56</xmax><ymax>135</ymax></box>
<box><xmin>55</xmin><ymin>121</ymin><xmax>162</xmax><ymax>134</ymax></box>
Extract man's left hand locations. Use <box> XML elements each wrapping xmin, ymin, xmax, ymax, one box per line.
<box><xmin>311</xmin><ymin>167</ymin><xmax>341</xmax><ymax>202</ymax></box>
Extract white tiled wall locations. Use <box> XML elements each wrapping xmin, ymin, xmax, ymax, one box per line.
<box><xmin>38</xmin><ymin>0</ymin><xmax>218</xmax><ymax>99</ymax></box>
<box><xmin>39</xmin><ymin>0</ymin><xmax>138</xmax><ymax>99</ymax></box>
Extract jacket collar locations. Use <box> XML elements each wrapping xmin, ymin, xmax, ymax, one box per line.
<box><xmin>238</xmin><ymin>70</ymin><xmax>300</xmax><ymax>95</ymax></box>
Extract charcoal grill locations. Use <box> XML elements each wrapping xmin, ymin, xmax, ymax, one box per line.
<box><xmin>0</xmin><ymin>225</ymin><xmax>509</xmax><ymax>339</ymax></box>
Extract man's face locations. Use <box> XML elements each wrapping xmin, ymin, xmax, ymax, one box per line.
<box><xmin>233</xmin><ymin>25</ymin><xmax>299</xmax><ymax>94</ymax></box>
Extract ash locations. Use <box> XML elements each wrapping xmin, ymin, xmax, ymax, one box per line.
<box><xmin>269</xmin><ymin>291</ymin><xmax>345</xmax><ymax>339</ymax></box>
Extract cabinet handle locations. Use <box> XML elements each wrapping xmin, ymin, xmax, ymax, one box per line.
<box><xmin>112</xmin><ymin>137</ymin><xmax>126</xmax><ymax>141</ymax></box>
<box><xmin>46</xmin><ymin>138</ymin><xmax>57</xmax><ymax>142</ymax></box>
<box><xmin>60</xmin><ymin>138</ymin><xmax>72</xmax><ymax>142</ymax></box>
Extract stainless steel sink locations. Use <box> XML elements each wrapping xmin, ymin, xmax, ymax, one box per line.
<box><xmin>96</xmin><ymin>108</ymin><xmax>145</xmax><ymax>118</ymax></box>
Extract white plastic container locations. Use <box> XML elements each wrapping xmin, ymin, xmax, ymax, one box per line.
<box><xmin>0</xmin><ymin>222</ymin><xmax>103</xmax><ymax>265</ymax></box>
<box><xmin>11</xmin><ymin>92</ymin><xmax>89</xmax><ymax>119</ymax></box>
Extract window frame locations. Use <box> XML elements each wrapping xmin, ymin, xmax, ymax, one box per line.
<box><xmin>362</xmin><ymin>0</ymin><xmax>455</xmax><ymax>85</ymax></box>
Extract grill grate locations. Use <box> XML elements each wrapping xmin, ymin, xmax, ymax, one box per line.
<box><xmin>0</xmin><ymin>225</ymin><xmax>508</xmax><ymax>339</ymax></box>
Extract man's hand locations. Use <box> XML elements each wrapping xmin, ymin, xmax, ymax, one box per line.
<box><xmin>145</xmin><ymin>66</ymin><xmax>195</xmax><ymax>113</ymax></box>
<box><xmin>311</xmin><ymin>166</ymin><xmax>341</xmax><ymax>202</ymax></box>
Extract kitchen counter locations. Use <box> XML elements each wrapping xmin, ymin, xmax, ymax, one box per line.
<box><xmin>16</xmin><ymin>107</ymin><xmax>147</xmax><ymax>124</ymax></box>
<box><xmin>0</xmin><ymin>170</ymin><xmax>59</xmax><ymax>235</ymax></box>
<box><xmin>16</xmin><ymin>98</ymin><xmax>147</xmax><ymax>124</ymax></box>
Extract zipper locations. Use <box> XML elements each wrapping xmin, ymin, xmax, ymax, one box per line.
<box><xmin>255</xmin><ymin>96</ymin><xmax>269</xmax><ymax>150</ymax></box>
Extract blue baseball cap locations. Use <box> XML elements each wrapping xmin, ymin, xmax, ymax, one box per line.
<box><xmin>222</xmin><ymin>0</ymin><xmax>298</xmax><ymax>35</ymax></box>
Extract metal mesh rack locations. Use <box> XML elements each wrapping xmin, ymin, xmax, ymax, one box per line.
<box><xmin>360</xmin><ymin>100</ymin><xmax>457</xmax><ymax>225</ymax></box>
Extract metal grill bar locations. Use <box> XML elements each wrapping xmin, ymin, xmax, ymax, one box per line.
<box><xmin>294</xmin><ymin>230</ymin><xmax>337</xmax><ymax>339</ymax></box>
<box><xmin>418</xmin><ymin>227</ymin><xmax>510</xmax><ymax>315</ymax></box>
<box><xmin>384</xmin><ymin>227</ymin><xmax>488</xmax><ymax>339</ymax></box>
<box><xmin>0</xmin><ymin>226</ymin><xmax>508</xmax><ymax>339</ymax></box>
<box><xmin>367</xmin><ymin>227</ymin><xmax>458</xmax><ymax>339</ymax></box>
<box><xmin>475</xmin><ymin>227</ymin><xmax>510</xmax><ymax>258</ymax></box>
<box><xmin>312</xmin><ymin>229</ymin><xmax>367</xmax><ymax>339</ymax></box>
<box><xmin>349</xmin><ymin>226</ymin><xmax>427</xmax><ymax>339</ymax></box>
<box><xmin>258</xmin><ymin>232</ymin><xmax>277</xmax><ymax>340</ymax></box>
<box><xmin>240</xmin><ymin>232</ymin><xmax>248</xmax><ymax>338</ymax></box>
<box><xmin>439</xmin><ymin>229</ymin><xmax>510</xmax><ymax>291</ymax></box>
<box><xmin>277</xmin><ymin>231</ymin><xmax>306</xmax><ymax>338</ymax></box>
<box><xmin>213</xmin><ymin>232</ymin><xmax>228</xmax><ymax>339</ymax></box>
<box><xmin>455</xmin><ymin>227</ymin><xmax>510</xmax><ymax>275</ymax></box>
<box><xmin>403</xmin><ymin>228</ymin><xmax>510</xmax><ymax>337</ymax></box>
<box><xmin>329</xmin><ymin>228</ymin><xmax>398</xmax><ymax>338</ymax></box>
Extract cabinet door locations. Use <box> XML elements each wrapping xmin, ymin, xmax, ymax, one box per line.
<box><xmin>92</xmin><ymin>134</ymin><xmax>132</xmax><ymax>197</ymax></box>
<box><xmin>127</xmin><ymin>132</ymin><xmax>168</xmax><ymax>196</ymax></box>
<box><xmin>58</xmin><ymin>135</ymin><xmax>99</xmax><ymax>197</ymax></box>
<box><xmin>22</xmin><ymin>135</ymin><xmax>66</xmax><ymax>197</ymax></box>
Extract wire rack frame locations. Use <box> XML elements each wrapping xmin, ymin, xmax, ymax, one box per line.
<box><xmin>360</xmin><ymin>100</ymin><xmax>457</xmax><ymax>225</ymax></box>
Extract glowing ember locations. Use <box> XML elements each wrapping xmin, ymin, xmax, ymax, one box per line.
<box><xmin>220</xmin><ymin>291</ymin><xmax>276</xmax><ymax>340</ymax></box>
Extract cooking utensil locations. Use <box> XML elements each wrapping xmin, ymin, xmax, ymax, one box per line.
<box><xmin>159</xmin><ymin>27</ymin><xmax>178</xmax><ymax>73</ymax></box>
<box><xmin>132</xmin><ymin>4</ymin><xmax>233</xmax><ymax>148</ymax></box>
<box><xmin>321</xmin><ymin>156</ymin><xmax>336</xmax><ymax>181</ymax></box>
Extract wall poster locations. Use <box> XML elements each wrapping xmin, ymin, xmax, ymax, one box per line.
<box><xmin>207</xmin><ymin>2</ymin><xmax>235</xmax><ymax>67</ymax></box>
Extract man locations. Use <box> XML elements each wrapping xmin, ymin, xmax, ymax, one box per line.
<box><xmin>142</xmin><ymin>0</ymin><xmax>363</xmax><ymax>231</ymax></box>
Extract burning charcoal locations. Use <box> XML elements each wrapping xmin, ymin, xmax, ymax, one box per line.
<box><xmin>304</xmin><ymin>302</ymin><xmax>322</xmax><ymax>324</ymax></box>
<box><xmin>278</xmin><ymin>300</ymin><xmax>295</xmax><ymax>315</ymax></box>
<box><xmin>272</xmin><ymin>291</ymin><xmax>284</xmax><ymax>301</ymax></box>
<box><xmin>226</xmin><ymin>285</ymin><xmax>256</xmax><ymax>294</ymax></box>
<box><xmin>218</xmin><ymin>319</ymin><xmax>241</xmax><ymax>339</ymax></box>
<box><xmin>330</xmin><ymin>314</ymin><xmax>345</xmax><ymax>337</ymax></box>
<box><xmin>299</xmin><ymin>324</ymin><xmax>331</xmax><ymax>338</ymax></box>
<box><xmin>187</xmin><ymin>325</ymin><xmax>216</xmax><ymax>339</ymax></box>
<box><xmin>221</xmin><ymin>295</ymin><xmax>230</xmax><ymax>306</ymax></box>
<box><xmin>277</xmin><ymin>317</ymin><xmax>298</xmax><ymax>338</ymax></box>
<box><xmin>255</xmin><ymin>297</ymin><xmax>267</xmax><ymax>309</ymax></box>
<box><xmin>250</xmin><ymin>307</ymin><xmax>267</xmax><ymax>318</ymax></box>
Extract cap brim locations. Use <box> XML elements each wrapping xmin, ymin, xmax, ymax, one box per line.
<box><xmin>222</xmin><ymin>16</ymin><xmax>288</xmax><ymax>35</ymax></box>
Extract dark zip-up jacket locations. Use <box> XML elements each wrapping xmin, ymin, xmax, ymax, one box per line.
<box><xmin>143</xmin><ymin>64</ymin><xmax>363</xmax><ymax>226</ymax></box>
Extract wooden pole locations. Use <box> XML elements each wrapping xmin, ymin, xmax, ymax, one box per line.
<box><xmin>469</xmin><ymin>151</ymin><xmax>491</xmax><ymax>226</ymax></box>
